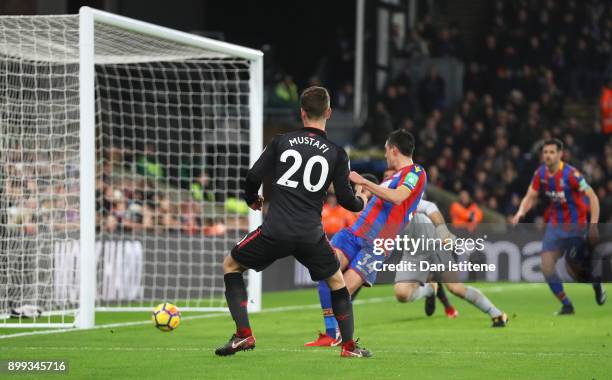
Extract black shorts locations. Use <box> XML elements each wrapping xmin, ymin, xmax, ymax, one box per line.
<box><xmin>231</xmin><ymin>227</ymin><xmax>339</xmax><ymax>281</ymax></box>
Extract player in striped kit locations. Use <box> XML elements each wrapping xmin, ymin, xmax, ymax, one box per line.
<box><xmin>512</xmin><ymin>138</ymin><xmax>604</xmax><ymax>315</ymax></box>
<box><xmin>305</xmin><ymin>129</ymin><xmax>427</xmax><ymax>346</ymax></box>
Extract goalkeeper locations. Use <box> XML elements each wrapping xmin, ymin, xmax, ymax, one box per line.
<box><xmin>392</xmin><ymin>199</ymin><xmax>508</xmax><ymax>328</ymax></box>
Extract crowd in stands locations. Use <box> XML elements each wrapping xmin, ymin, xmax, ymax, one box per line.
<box><xmin>2</xmin><ymin>142</ymin><xmax>249</xmax><ymax>237</ymax></box>
<box><xmin>2</xmin><ymin>149</ymin><xmax>80</xmax><ymax>236</ymax></box>
<box><xmin>4</xmin><ymin>1</ymin><xmax>612</xmax><ymax>238</ymax></box>
<box><xmin>361</xmin><ymin>0</ymin><xmax>612</xmax><ymax>223</ymax></box>
<box><xmin>263</xmin><ymin>28</ymin><xmax>356</xmax><ymax>114</ymax></box>
<box><xmin>392</xmin><ymin>14</ymin><xmax>465</xmax><ymax>60</ymax></box>
<box><xmin>96</xmin><ymin>147</ymin><xmax>242</xmax><ymax>236</ymax></box>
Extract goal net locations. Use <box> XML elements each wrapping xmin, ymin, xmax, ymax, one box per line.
<box><xmin>0</xmin><ymin>8</ymin><xmax>263</xmax><ymax>328</ymax></box>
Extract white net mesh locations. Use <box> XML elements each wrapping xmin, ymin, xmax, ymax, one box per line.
<box><xmin>0</xmin><ymin>14</ymin><xmax>253</xmax><ymax>325</ymax></box>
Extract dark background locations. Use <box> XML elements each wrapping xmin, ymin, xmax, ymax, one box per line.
<box><xmin>65</xmin><ymin>0</ymin><xmax>356</xmax><ymax>88</ymax></box>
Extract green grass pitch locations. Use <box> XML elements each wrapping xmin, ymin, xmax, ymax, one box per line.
<box><xmin>1</xmin><ymin>283</ymin><xmax>611</xmax><ymax>379</ymax></box>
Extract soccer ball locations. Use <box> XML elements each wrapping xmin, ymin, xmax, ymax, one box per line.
<box><xmin>152</xmin><ymin>302</ymin><xmax>181</xmax><ymax>332</ymax></box>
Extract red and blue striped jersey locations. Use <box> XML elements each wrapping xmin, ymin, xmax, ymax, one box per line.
<box><xmin>351</xmin><ymin>164</ymin><xmax>427</xmax><ymax>241</ymax></box>
<box><xmin>530</xmin><ymin>161</ymin><xmax>590</xmax><ymax>224</ymax></box>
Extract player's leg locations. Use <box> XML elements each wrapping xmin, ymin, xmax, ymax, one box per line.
<box><xmin>324</xmin><ymin>270</ymin><xmax>370</xmax><ymax>357</ymax></box>
<box><xmin>436</xmin><ymin>283</ymin><xmax>459</xmax><ymax>318</ymax></box>
<box><xmin>394</xmin><ymin>282</ymin><xmax>436</xmax><ymax>303</ymax></box>
<box><xmin>325</xmin><ymin>270</ymin><xmax>356</xmax><ymax>351</ymax></box>
<box><xmin>542</xmin><ymin>227</ymin><xmax>574</xmax><ymax>314</ymax></box>
<box><xmin>351</xmin><ymin>285</ymin><xmax>364</xmax><ymax>301</ymax></box>
<box><xmin>590</xmin><ymin>250</ymin><xmax>607</xmax><ymax>305</ymax></box>
<box><xmin>308</xmin><ymin>251</ymin><xmax>365</xmax><ymax>347</ymax></box>
<box><xmin>310</xmin><ymin>229</ymin><xmax>359</xmax><ymax>345</ymax></box>
<box><xmin>222</xmin><ymin>255</ymin><xmax>251</xmax><ymax>337</ymax></box>
<box><xmin>215</xmin><ymin>228</ymin><xmax>279</xmax><ymax>356</ymax></box>
<box><xmin>296</xmin><ymin>235</ymin><xmax>371</xmax><ymax>357</ymax></box>
<box><xmin>420</xmin><ymin>275</ymin><xmax>437</xmax><ymax>317</ymax></box>
<box><xmin>564</xmin><ymin>236</ymin><xmax>607</xmax><ymax>306</ymax></box>
<box><xmin>445</xmin><ymin>282</ymin><xmax>507</xmax><ymax>327</ymax></box>
<box><xmin>315</xmin><ymin>249</ymin><xmax>348</xmax><ymax>342</ymax></box>
<box><xmin>344</xmin><ymin>269</ymin><xmax>365</xmax><ymax>294</ymax></box>
<box><xmin>587</xmin><ymin>234</ymin><xmax>607</xmax><ymax>305</ymax></box>
<box><xmin>542</xmin><ymin>249</ymin><xmax>574</xmax><ymax>314</ymax></box>
<box><xmin>396</xmin><ymin>215</ymin><xmax>438</xmax><ymax>315</ymax></box>
<box><xmin>393</xmin><ymin>235</ymin><xmax>434</xmax><ymax>304</ymax></box>
<box><xmin>592</xmin><ymin>282</ymin><xmax>607</xmax><ymax>305</ymax></box>
<box><xmin>216</xmin><ymin>258</ymin><xmax>255</xmax><ymax>356</ymax></box>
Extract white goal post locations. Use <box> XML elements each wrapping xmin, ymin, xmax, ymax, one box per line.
<box><xmin>0</xmin><ymin>7</ymin><xmax>263</xmax><ymax>329</ymax></box>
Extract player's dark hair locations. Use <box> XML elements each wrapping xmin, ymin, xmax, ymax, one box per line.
<box><xmin>542</xmin><ymin>138</ymin><xmax>564</xmax><ymax>152</ymax></box>
<box><xmin>386</xmin><ymin>130</ymin><xmax>415</xmax><ymax>157</ymax></box>
<box><xmin>300</xmin><ymin>86</ymin><xmax>330</xmax><ymax>119</ymax></box>
<box><xmin>361</xmin><ymin>173</ymin><xmax>379</xmax><ymax>185</ymax></box>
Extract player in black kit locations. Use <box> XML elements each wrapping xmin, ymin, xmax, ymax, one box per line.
<box><xmin>215</xmin><ymin>86</ymin><xmax>372</xmax><ymax>358</ymax></box>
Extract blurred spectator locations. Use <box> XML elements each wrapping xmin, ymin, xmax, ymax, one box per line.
<box><xmin>392</xmin><ymin>68</ymin><xmax>416</xmax><ymax>117</ymax></box>
<box><xmin>122</xmin><ymin>201</ymin><xmax>152</xmax><ymax>231</ymax></box>
<box><xmin>432</xmin><ymin>26</ymin><xmax>459</xmax><ymax>58</ymax></box>
<box><xmin>357</xmin><ymin>101</ymin><xmax>394</xmax><ymax>148</ymax></box>
<box><xmin>450</xmin><ymin>190</ymin><xmax>483</xmax><ymax>231</ymax></box>
<box><xmin>403</xmin><ymin>29</ymin><xmax>429</xmax><ymax>59</ymax></box>
<box><xmin>136</xmin><ymin>144</ymin><xmax>164</xmax><ymax>180</ymax></box>
<box><xmin>335</xmin><ymin>82</ymin><xmax>354</xmax><ymax>111</ymax></box>
<box><xmin>157</xmin><ymin>195</ymin><xmax>181</xmax><ymax>230</ymax></box>
<box><xmin>601</xmin><ymin>79</ymin><xmax>612</xmax><ymax>134</ymax></box>
<box><xmin>570</xmin><ymin>38</ymin><xmax>594</xmax><ymax>100</ymax></box>
<box><xmin>190</xmin><ymin>171</ymin><xmax>215</xmax><ymax>202</ymax></box>
<box><xmin>383</xmin><ymin>85</ymin><xmax>406</xmax><ymax>126</ymax></box>
<box><xmin>104</xmin><ymin>214</ymin><xmax>119</xmax><ymax>233</ymax></box>
<box><xmin>203</xmin><ymin>218</ymin><xmax>228</xmax><ymax>236</ymax></box>
<box><xmin>390</xmin><ymin>23</ymin><xmax>404</xmax><ymax>57</ymax></box>
<box><xmin>419</xmin><ymin>117</ymin><xmax>438</xmax><ymax>151</ymax></box>
<box><xmin>321</xmin><ymin>192</ymin><xmax>357</xmax><ymax>237</ymax></box>
<box><xmin>448</xmin><ymin>22</ymin><xmax>465</xmax><ymax>59</ymax></box>
<box><xmin>271</xmin><ymin>75</ymin><xmax>299</xmax><ymax>107</ymax></box>
<box><xmin>479</xmin><ymin>34</ymin><xmax>500</xmax><ymax>73</ymax></box>
<box><xmin>180</xmin><ymin>200</ymin><xmax>201</xmax><ymax>235</ymax></box>
<box><xmin>418</xmin><ymin>66</ymin><xmax>446</xmax><ymax>114</ymax></box>
<box><xmin>464</xmin><ymin>62</ymin><xmax>486</xmax><ymax>96</ymax></box>
<box><xmin>328</xmin><ymin>27</ymin><xmax>354</xmax><ymax>90</ymax></box>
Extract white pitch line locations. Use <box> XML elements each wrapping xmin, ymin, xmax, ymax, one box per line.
<box><xmin>0</xmin><ymin>283</ymin><xmax>541</xmax><ymax>340</ymax></box>
<box><xmin>0</xmin><ymin>296</ymin><xmax>395</xmax><ymax>340</ymax></box>
<box><xmin>0</xmin><ymin>312</ymin><xmax>228</xmax><ymax>340</ymax></box>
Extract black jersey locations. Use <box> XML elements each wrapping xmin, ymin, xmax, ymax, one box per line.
<box><xmin>244</xmin><ymin>127</ymin><xmax>364</xmax><ymax>243</ymax></box>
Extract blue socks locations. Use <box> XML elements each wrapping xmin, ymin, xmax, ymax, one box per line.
<box><xmin>318</xmin><ymin>281</ymin><xmax>338</xmax><ymax>337</ymax></box>
<box><xmin>546</xmin><ymin>274</ymin><xmax>572</xmax><ymax>306</ymax></box>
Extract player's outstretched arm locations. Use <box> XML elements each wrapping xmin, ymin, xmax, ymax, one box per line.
<box><xmin>243</xmin><ymin>137</ymin><xmax>278</xmax><ymax>210</ymax></box>
<box><xmin>349</xmin><ymin>171</ymin><xmax>411</xmax><ymax>205</ymax></box>
<box><xmin>511</xmin><ymin>187</ymin><xmax>538</xmax><ymax>225</ymax></box>
<box><xmin>332</xmin><ymin>150</ymin><xmax>366</xmax><ymax>212</ymax></box>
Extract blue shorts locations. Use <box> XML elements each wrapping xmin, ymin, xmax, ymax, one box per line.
<box><xmin>330</xmin><ymin>228</ymin><xmax>382</xmax><ymax>286</ymax></box>
<box><xmin>542</xmin><ymin>224</ymin><xmax>587</xmax><ymax>255</ymax></box>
